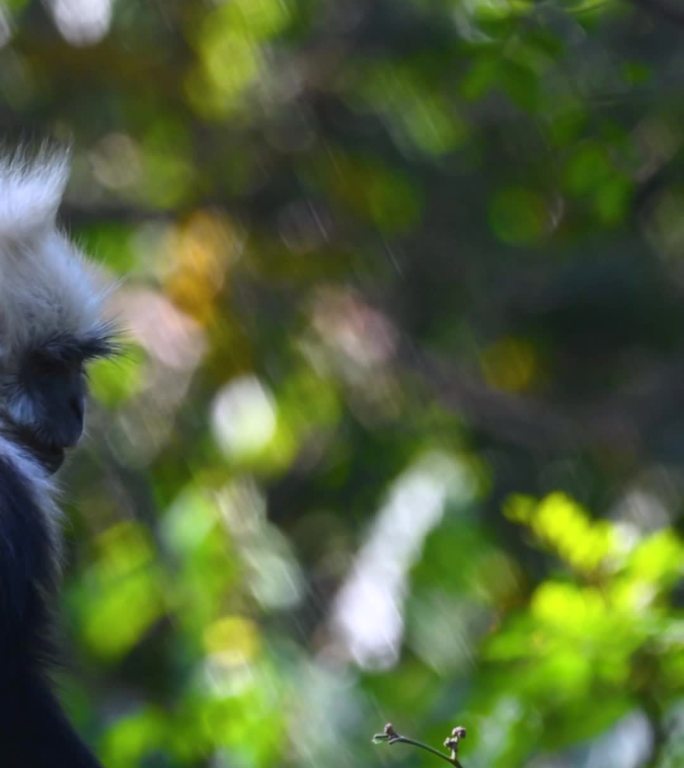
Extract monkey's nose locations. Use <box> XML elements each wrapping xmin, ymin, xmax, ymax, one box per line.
<box><xmin>62</xmin><ymin>396</ymin><xmax>84</xmax><ymax>447</ymax></box>
<box><xmin>70</xmin><ymin>396</ymin><xmax>84</xmax><ymax>423</ymax></box>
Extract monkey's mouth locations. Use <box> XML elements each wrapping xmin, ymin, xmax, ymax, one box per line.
<box><xmin>14</xmin><ymin>429</ymin><xmax>66</xmax><ymax>474</ymax></box>
<box><xmin>34</xmin><ymin>443</ymin><xmax>65</xmax><ymax>474</ymax></box>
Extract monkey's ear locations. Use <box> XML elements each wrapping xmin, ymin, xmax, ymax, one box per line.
<box><xmin>0</xmin><ymin>147</ymin><xmax>70</xmax><ymax>242</ymax></box>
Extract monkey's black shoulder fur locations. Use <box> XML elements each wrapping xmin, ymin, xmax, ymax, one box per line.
<box><xmin>0</xmin><ymin>453</ymin><xmax>101</xmax><ymax>767</ymax></box>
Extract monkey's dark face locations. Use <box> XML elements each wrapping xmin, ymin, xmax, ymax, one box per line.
<box><xmin>0</xmin><ymin>330</ymin><xmax>116</xmax><ymax>472</ymax></box>
<box><xmin>2</xmin><ymin>344</ymin><xmax>102</xmax><ymax>473</ymax></box>
<box><xmin>19</xmin><ymin>355</ymin><xmax>87</xmax><ymax>461</ymax></box>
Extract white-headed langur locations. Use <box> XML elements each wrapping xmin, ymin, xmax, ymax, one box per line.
<box><xmin>0</xmin><ymin>148</ymin><xmax>116</xmax><ymax>767</ymax></box>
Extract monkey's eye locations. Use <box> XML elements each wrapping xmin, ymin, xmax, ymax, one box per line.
<box><xmin>28</xmin><ymin>355</ymin><xmax>84</xmax><ymax>378</ymax></box>
<box><xmin>31</xmin><ymin>357</ymin><xmax>64</xmax><ymax>375</ymax></box>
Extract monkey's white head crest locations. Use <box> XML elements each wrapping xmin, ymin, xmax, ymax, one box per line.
<box><xmin>0</xmin><ymin>148</ymin><xmax>114</xmax><ymax>366</ymax></box>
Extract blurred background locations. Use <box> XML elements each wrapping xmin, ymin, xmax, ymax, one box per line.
<box><xmin>1</xmin><ymin>0</ymin><xmax>683</xmax><ymax>766</ymax></box>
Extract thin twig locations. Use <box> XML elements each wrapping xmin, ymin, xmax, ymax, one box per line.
<box><xmin>391</xmin><ymin>735</ymin><xmax>463</xmax><ymax>768</ymax></box>
<box><xmin>373</xmin><ymin>723</ymin><xmax>466</xmax><ymax>768</ymax></box>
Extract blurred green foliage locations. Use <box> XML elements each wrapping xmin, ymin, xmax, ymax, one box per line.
<box><xmin>1</xmin><ymin>0</ymin><xmax>684</xmax><ymax>766</ymax></box>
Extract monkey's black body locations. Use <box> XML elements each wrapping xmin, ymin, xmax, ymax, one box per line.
<box><xmin>1</xmin><ymin>675</ymin><xmax>99</xmax><ymax>767</ymax></box>
<box><xmin>0</xmin><ymin>149</ymin><xmax>115</xmax><ymax>766</ymax></box>
<box><xmin>0</xmin><ymin>455</ymin><xmax>101</xmax><ymax>767</ymax></box>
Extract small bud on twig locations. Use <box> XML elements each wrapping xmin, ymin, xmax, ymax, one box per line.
<box><xmin>443</xmin><ymin>725</ymin><xmax>467</xmax><ymax>762</ymax></box>
<box><xmin>372</xmin><ymin>723</ymin><xmax>400</xmax><ymax>743</ymax></box>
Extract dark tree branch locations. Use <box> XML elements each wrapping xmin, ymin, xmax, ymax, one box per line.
<box><xmin>631</xmin><ymin>0</ymin><xmax>684</xmax><ymax>26</ymax></box>
<box><xmin>396</xmin><ymin>337</ymin><xmax>684</xmax><ymax>457</ymax></box>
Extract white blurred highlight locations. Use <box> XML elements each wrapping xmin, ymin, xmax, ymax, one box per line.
<box><xmin>586</xmin><ymin>711</ymin><xmax>652</xmax><ymax>768</ymax></box>
<box><xmin>121</xmin><ymin>288</ymin><xmax>206</xmax><ymax>371</ymax></box>
<box><xmin>106</xmin><ymin>288</ymin><xmax>206</xmax><ymax>466</ymax></box>
<box><xmin>45</xmin><ymin>0</ymin><xmax>113</xmax><ymax>45</ymax></box>
<box><xmin>311</xmin><ymin>288</ymin><xmax>397</xmax><ymax>368</ymax></box>
<box><xmin>211</xmin><ymin>376</ymin><xmax>277</xmax><ymax>460</ymax></box>
<box><xmin>218</xmin><ymin>482</ymin><xmax>303</xmax><ymax>609</ymax></box>
<box><xmin>329</xmin><ymin>453</ymin><xmax>473</xmax><ymax>670</ymax></box>
<box><xmin>0</xmin><ymin>7</ymin><xmax>11</xmax><ymax>47</ymax></box>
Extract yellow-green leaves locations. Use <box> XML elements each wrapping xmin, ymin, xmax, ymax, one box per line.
<box><xmin>187</xmin><ymin>0</ymin><xmax>292</xmax><ymax>117</ymax></box>
<box><xmin>71</xmin><ymin>522</ymin><xmax>165</xmax><ymax>660</ymax></box>
<box><xmin>505</xmin><ymin>492</ymin><xmax>616</xmax><ymax>574</ymax></box>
